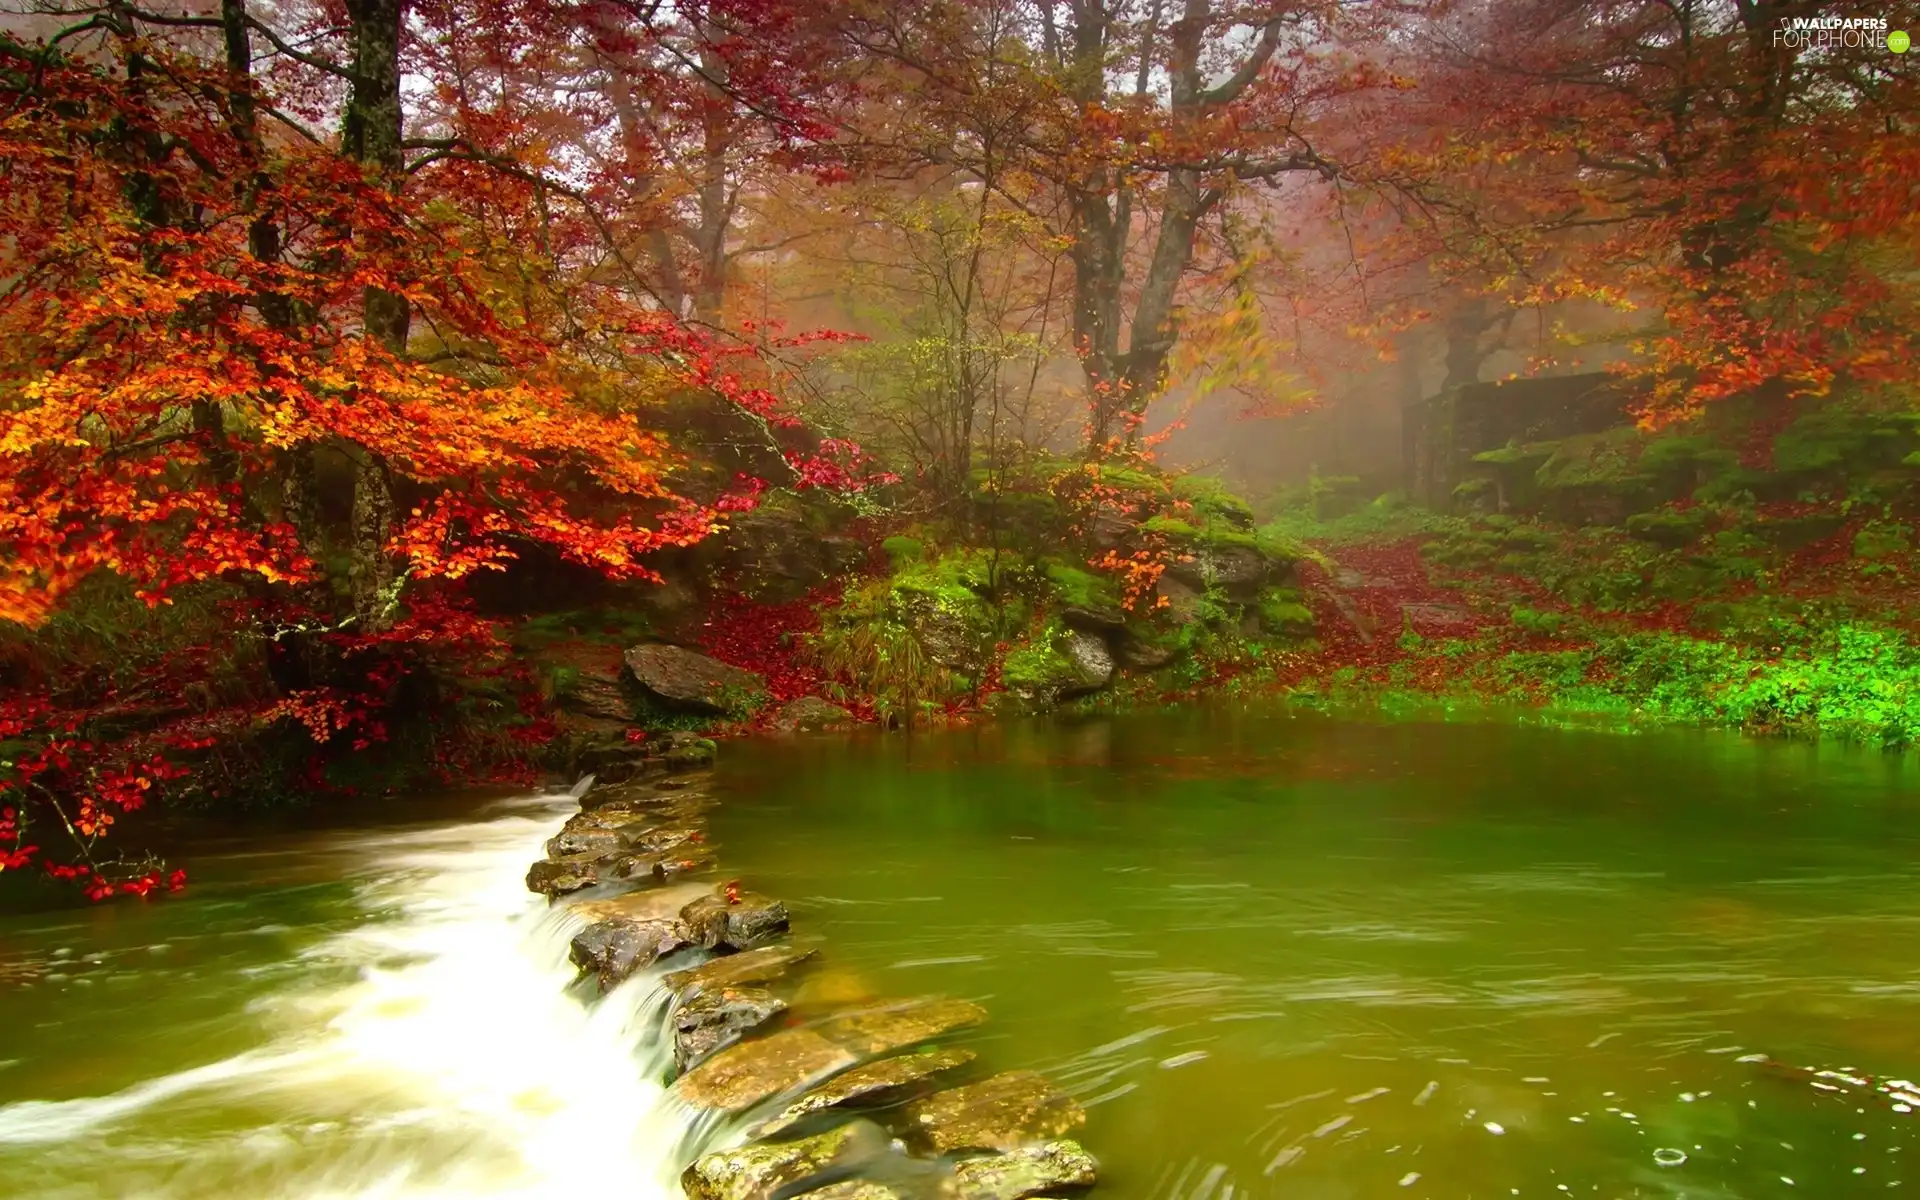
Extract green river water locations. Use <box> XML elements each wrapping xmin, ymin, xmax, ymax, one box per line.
<box><xmin>3</xmin><ymin>709</ymin><xmax>1920</xmax><ymax>1197</ymax></box>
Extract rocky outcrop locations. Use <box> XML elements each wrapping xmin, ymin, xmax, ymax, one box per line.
<box><xmin>904</xmin><ymin>1071</ymin><xmax>1087</xmax><ymax>1154</ymax></box>
<box><xmin>751</xmin><ymin>1047</ymin><xmax>976</xmax><ymax>1138</ymax></box>
<box><xmin>769</xmin><ymin>696</ymin><xmax>859</xmax><ymax>733</ymax></box>
<box><xmin>951</xmin><ymin>1141</ymin><xmax>1099</xmax><ymax>1200</ymax></box>
<box><xmin>673</xmin><ymin>985</ymin><xmax>788</xmax><ymax>1069</ymax></box>
<box><xmin>623</xmin><ymin>644</ymin><xmax>767</xmax><ymax>715</ymax></box>
<box><xmin>524</xmin><ymin>845</ymin><xmax>716</xmax><ymax>898</ymax></box>
<box><xmin>816</xmin><ymin>996</ymin><xmax>990</xmax><ymax>1057</ymax></box>
<box><xmin>573</xmin><ymin>729</ymin><xmax>717</xmax><ymax>785</ymax></box>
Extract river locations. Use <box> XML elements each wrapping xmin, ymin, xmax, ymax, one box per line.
<box><xmin>3</xmin><ymin>709</ymin><xmax>1920</xmax><ymax>1197</ymax></box>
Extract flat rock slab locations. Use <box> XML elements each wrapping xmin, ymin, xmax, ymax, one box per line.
<box><xmin>752</xmin><ymin>1047</ymin><xmax>977</xmax><ymax>1138</ymax></box>
<box><xmin>905</xmin><ymin>1070</ymin><xmax>1086</xmax><ymax>1154</ymax></box>
<box><xmin>569</xmin><ymin>916</ymin><xmax>692</xmax><ymax>990</ymax></box>
<box><xmin>624</xmin><ymin>644</ymin><xmax>766</xmax><ymax>714</ymax></box>
<box><xmin>680</xmin><ymin>1121</ymin><xmax>873</xmax><ymax>1200</ymax></box>
<box><xmin>1401</xmin><ymin>601</ymin><xmax>1475</xmax><ymax>628</ymax></box>
<box><xmin>682</xmin><ymin>886</ymin><xmax>789</xmax><ymax>951</ymax></box>
<box><xmin>674</xmin><ymin>985</ymin><xmax>788</xmax><ymax>1070</ymax></box>
<box><xmin>951</xmin><ymin>1140</ymin><xmax>1098</xmax><ymax>1200</ymax></box>
<box><xmin>570</xmin><ymin>881</ymin><xmax>711</xmax><ymax>926</ymax></box>
<box><xmin>817</xmin><ymin>996</ymin><xmax>988</xmax><ymax>1057</ymax></box>
<box><xmin>664</xmin><ymin>943</ymin><xmax>817</xmax><ymax>998</ymax></box>
<box><xmin>672</xmin><ymin>1026</ymin><xmax>859</xmax><ymax>1112</ymax></box>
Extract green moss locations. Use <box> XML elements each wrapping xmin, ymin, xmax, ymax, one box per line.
<box><xmin>1772</xmin><ymin>409</ymin><xmax>1920</xmax><ymax>478</ymax></box>
<box><xmin>1257</xmin><ymin>587</ymin><xmax>1315</xmax><ymax>636</ymax></box>
<box><xmin>1171</xmin><ymin>474</ymin><xmax>1256</xmax><ymax>526</ymax></box>
<box><xmin>1142</xmin><ymin>515</ymin><xmax>1200</xmax><ymax>540</ymax></box>
<box><xmin>1624</xmin><ymin>508</ymin><xmax>1709</xmax><ymax>548</ymax></box>
<box><xmin>891</xmin><ymin>548</ymin><xmax>993</xmax><ymax>612</ymax></box>
<box><xmin>1853</xmin><ymin>519</ymin><xmax>1912</xmax><ymax>560</ymax></box>
<box><xmin>1042</xmin><ymin>561</ymin><xmax>1118</xmax><ymax>610</ymax></box>
<box><xmin>881</xmin><ymin>535</ymin><xmax>925</xmax><ymax>566</ymax></box>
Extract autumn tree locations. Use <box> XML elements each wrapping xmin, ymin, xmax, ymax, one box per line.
<box><xmin>0</xmin><ymin>0</ymin><xmax>873</xmax><ymax>895</ymax></box>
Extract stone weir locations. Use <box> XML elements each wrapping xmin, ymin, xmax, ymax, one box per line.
<box><xmin>523</xmin><ymin>731</ymin><xmax>1100</xmax><ymax>1200</ymax></box>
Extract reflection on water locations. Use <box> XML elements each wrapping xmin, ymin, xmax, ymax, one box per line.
<box><xmin>0</xmin><ymin>792</ymin><xmax>695</xmax><ymax>1198</ymax></box>
<box><xmin>711</xmin><ymin>709</ymin><xmax>1920</xmax><ymax>1198</ymax></box>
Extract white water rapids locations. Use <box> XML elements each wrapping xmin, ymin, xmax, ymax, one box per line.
<box><xmin>0</xmin><ymin>786</ymin><xmax>719</xmax><ymax>1198</ymax></box>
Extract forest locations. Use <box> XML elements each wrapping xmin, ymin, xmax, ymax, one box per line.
<box><xmin>2</xmin><ymin>0</ymin><xmax>1918</xmax><ymax>900</ymax></box>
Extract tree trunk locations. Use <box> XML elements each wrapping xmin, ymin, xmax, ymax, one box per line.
<box><xmin>343</xmin><ymin>0</ymin><xmax>408</xmax><ymax>630</ymax></box>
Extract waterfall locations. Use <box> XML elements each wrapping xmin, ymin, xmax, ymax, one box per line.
<box><xmin>0</xmin><ymin>788</ymin><xmax>712</xmax><ymax>1198</ymax></box>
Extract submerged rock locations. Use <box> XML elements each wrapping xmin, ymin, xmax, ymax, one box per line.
<box><xmin>680</xmin><ymin>1120</ymin><xmax>885</xmax><ymax>1200</ymax></box>
<box><xmin>569</xmin><ymin>916</ymin><xmax>692</xmax><ymax>990</ymax></box>
<box><xmin>664</xmin><ymin>943</ymin><xmax>817</xmax><ymax>998</ymax></box>
<box><xmin>673</xmin><ymin>985</ymin><xmax>788</xmax><ymax>1070</ymax></box>
<box><xmin>817</xmin><ymin>996</ymin><xmax>988</xmax><ymax>1057</ymax></box>
<box><xmin>950</xmin><ymin>1141</ymin><xmax>1098</xmax><ymax>1200</ymax></box>
<box><xmin>751</xmin><ymin>1047</ymin><xmax>977</xmax><ymax>1138</ymax></box>
<box><xmin>673</xmin><ymin>1026</ymin><xmax>860</xmax><ymax>1112</ymax></box>
<box><xmin>770</xmin><ymin>696</ymin><xmax>859</xmax><ymax>733</ymax></box>
<box><xmin>682</xmin><ymin>885</ymin><xmax>790</xmax><ymax>951</ymax></box>
<box><xmin>904</xmin><ymin>1071</ymin><xmax>1086</xmax><ymax>1154</ymax></box>
<box><xmin>624</xmin><ymin>644</ymin><xmax>767</xmax><ymax>715</ymax></box>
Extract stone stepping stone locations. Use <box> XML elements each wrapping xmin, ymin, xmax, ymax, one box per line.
<box><xmin>674</xmin><ymin>985</ymin><xmax>788</xmax><ymax>1070</ymax></box>
<box><xmin>814</xmin><ymin>996</ymin><xmax>987</xmax><ymax>1057</ymax></box>
<box><xmin>569</xmin><ymin>916</ymin><xmax>693</xmax><ymax>990</ymax></box>
<box><xmin>904</xmin><ymin>1070</ymin><xmax>1086</xmax><ymax>1154</ymax></box>
<box><xmin>680</xmin><ymin>1118</ymin><xmax>884</xmax><ymax>1200</ymax></box>
<box><xmin>525</xmin><ymin>846</ymin><xmax>716</xmax><ymax>898</ymax></box>
<box><xmin>673</xmin><ymin>1026</ymin><xmax>861</xmax><ymax>1112</ymax></box>
<box><xmin>675</xmin><ymin>996</ymin><xmax>987</xmax><ymax>1113</ymax></box>
<box><xmin>750</xmin><ymin>1047</ymin><xmax>977</xmax><ymax>1138</ymax></box>
<box><xmin>681</xmin><ymin>885</ymin><xmax>789</xmax><ymax>952</ymax></box>
<box><xmin>663</xmin><ymin>943</ymin><xmax>817</xmax><ymax>997</ymax></box>
<box><xmin>951</xmin><ymin>1140</ymin><xmax>1098</xmax><ymax>1200</ymax></box>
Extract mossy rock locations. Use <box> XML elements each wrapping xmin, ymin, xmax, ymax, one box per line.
<box><xmin>1257</xmin><ymin>587</ymin><xmax>1315</xmax><ymax>637</ymax></box>
<box><xmin>1854</xmin><ymin>519</ymin><xmax>1912</xmax><ymax>560</ymax></box>
<box><xmin>882</xmin><ymin>535</ymin><xmax>926</xmax><ymax>566</ymax></box>
<box><xmin>1746</xmin><ymin>511</ymin><xmax>1848</xmax><ymax>551</ymax></box>
<box><xmin>1625</xmin><ymin>508</ymin><xmax>1710</xmax><ymax>548</ymax></box>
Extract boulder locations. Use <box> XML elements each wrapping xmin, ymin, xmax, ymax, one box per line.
<box><xmin>950</xmin><ymin>1141</ymin><xmax>1099</xmax><ymax>1200</ymax></box>
<box><xmin>816</xmin><ymin>996</ymin><xmax>989</xmax><ymax>1057</ymax></box>
<box><xmin>571</xmin><ymin>880</ymin><xmax>711</xmax><ymax>927</ymax></box>
<box><xmin>1113</xmin><ymin>637</ymin><xmax>1180</xmax><ymax>672</ymax></box>
<box><xmin>903</xmin><ymin>1071</ymin><xmax>1086</xmax><ymax>1154</ymax></box>
<box><xmin>1165</xmin><ymin>543</ymin><xmax>1271</xmax><ymax>598</ymax></box>
<box><xmin>1058</xmin><ymin>605</ymin><xmax>1127</xmax><ymax>635</ymax></box>
<box><xmin>680</xmin><ymin>1120</ymin><xmax>883</xmax><ymax>1200</ymax></box>
<box><xmin>664</xmin><ymin>943</ymin><xmax>817</xmax><ymax>998</ymax></box>
<box><xmin>543</xmin><ymin>824</ymin><xmax>627</xmax><ymax>859</ymax></box>
<box><xmin>569</xmin><ymin>916</ymin><xmax>693</xmax><ymax>990</ymax></box>
<box><xmin>673</xmin><ymin>985</ymin><xmax>788</xmax><ymax>1070</ymax></box>
<box><xmin>1060</xmin><ymin>632</ymin><xmax>1114</xmax><ymax>695</ymax></box>
<box><xmin>1152</xmin><ymin>575</ymin><xmax>1206</xmax><ymax>623</ymax></box>
<box><xmin>897</xmin><ymin>593</ymin><xmax>990</xmax><ymax>675</ymax></box>
<box><xmin>673</xmin><ymin>1026</ymin><xmax>860</xmax><ymax>1112</ymax></box>
<box><xmin>682</xmin><ymin>885</ymin><xmax>790</xmax><ymax>951</ymax></box>
<box><xmin>770</xmin><ymin>696</ymin><xmax>859</xmax><ymax>733</ymax></box>
<box><xmin>623</xmin><ymin>644</ymin><xmax>767</xmax><ymax>715</ymax></box>
<box><xmin>751</xmin><ymin>1047</ymin><xmax>977</xmax><ymax>1138</ymax></box>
